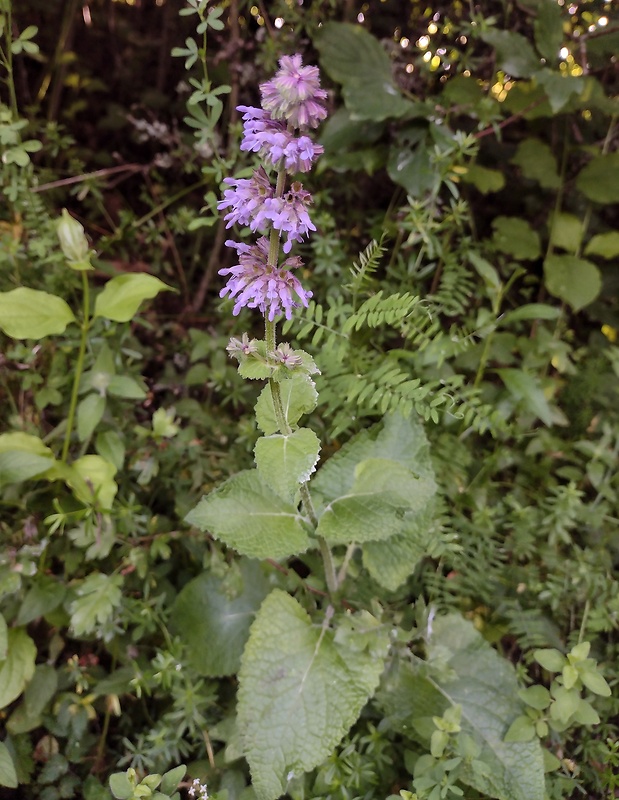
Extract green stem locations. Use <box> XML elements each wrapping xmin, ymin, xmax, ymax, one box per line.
<box><xmin>2</xmin><ymin>2</ymin><xmax>18</xmax><ymax>118</ymax></box>
<box><xmin>61</xmin><ymin>270</ymin><xmax>90</xmax><ymax>463</ymax></box>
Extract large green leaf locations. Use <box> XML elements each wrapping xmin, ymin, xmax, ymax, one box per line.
<box><xmin>0</xmin><ymin>628</ymin><xmax>36</xmax><ymax>710</ymax></box>
<box><xmin>312</xmin><ymin>413</ymin><xmax>435</xmax><ymax>507</ymax></box>
<box><xmin>94</xmin><ymin>273</ymin><xmax>173</xmax><ymax>322</ymax></box>
<box><xmin>585</xmin><ymin>231</ymin><xmax>619</xmax><ymax>259</ymax></box>
<box><xmin>377</xmin><ymin>616</ymin><xmax>545</xmax><ymax>800</ymax></box>
<box><xmin>238</xmin><ymin>590</ymin><xmax>389</xmax><ymax>800</ymax></box>
<box><xmin>481</xmin><ymin>30</ymin><xmax>540</xmax><ymax>78</ymax></box>
<box><xmin>185</xmin><ymin>470</ymin><xmax>312</xmax><ymax>560</ymax></box>
<box><xmin>429</xmin><ymin>616</ymin><xmax>545</xmax><ymax>800</ymax></box>
<box><xmin>387</xmin><ymin>128</ymin><xmax>436</xmax><ymax>197</ymax></box>
<box><xmin>576</xmin><ymin>152</ymin><xmax>619</xmax><ymax>204</ymax></box>
<box><xmin>170</xmin><ymin>560</ymin><xmax>269</xmax><ymax>677</ymax></box>
<box><xmin>7</xmin><ymin>664</ymin><xmax>58</xmax><ymax>734</ymax></box>
<box><xmin>315</xmin><ymin>457</ymin><xmax>431</xmax><ymax>546</ymax></box>
<box><xmin>549</xmin><ymin>212</ymin><xmax>583</xmax><ymax>253</ymax></box>
<box><xmin>314</xmin><ymin>22</ymin><xmax>414</xmax><ymax>121</ymax></box>
<box><xmin>543</xmin><ymin>254</ymin><xmax>602</xmax><ymax>311</ymax></box>
<box><xmin>0</xmin><ymin>287</ymin><xmax>76</xmax><ymax>339</ymax></box>
<box><xmin>16</xmin><ymin>577</ymin><xmax>66</xmax><ymax>626</ymax></box>
<box><xmin>254</xmin><ymin>428</ymin><xmax>321</xmax><ymax>502</ymax></box>
<box><xmin>0</xmin><ymin>431</ymin><xmax>56</xmax><ymax>486</ymax></box>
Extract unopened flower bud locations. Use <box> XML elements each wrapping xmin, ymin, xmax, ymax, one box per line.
<box><xmin>56</xmin><ymin>209</ymin><xmax>93</xmax><ymax>270</ymax></box>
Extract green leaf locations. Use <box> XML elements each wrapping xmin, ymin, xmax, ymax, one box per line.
<box><xmin>362</xmin><ymin>503</ymin><xmax>436</xmax><ymax>591</ymax></box>
<box><xmin>499</xmin><ymin>303</ymin><xmax>561</xmax><ymax>325</ymax></box>
<box><xmin>549</xmin><ymin>685</ymin><xmax>580</xmax><ymax>724</ymax></box>
<box><xmin>534</xmin><ymin>1</ymin><xmax>564</xmax><ymax>61</ymax></box>
<box><xmin>496</xmin><ymin>368</ymin><xmax>554</xmax><ymax>426</ymax></box>
<box><xmin>69</xmin><ymin>573</ymin><xmax>123</xmax><ymax>636</ymax></box>
<box><xmin>579</xmin><ymin>667</ymin><xmax>611</xmax><ymax>697</ymax></box>
<box><xmin>510</xmin><ymin>138</ymin><xmax>560</xmax><ymax>189</ymax></box>
<box><xmin>0</xmin><ymin>451</ymin><xmax>55</xmax><ymax>487</ymax></box>
<box><xmin>549</xmin><ymin>212</ymin><xmax>583</xmax><ymax>253</ymax></box>
<box><xmin>387</xmin><ymin>129</ymin><xmax>436</xmax><ymax>198</ymax></box>
<box><xmin>571</xmin><ymin>698</ymin><xmax>600</xmax><ymax>726</ymax></box>
<box><xmin>0</xmin><ymin>741</ymin><xmax>18</xmax><ymax>789</ymax></box>
<box><xmin>503</xmin><ymin>715</ymin><xmax>536</xmax><ymax>743</ymax></box>
<box><xmin>77</xmin><ymin>394</ymin><xmax>106</xmax><ymax>442</ymax></box>
<box><xmin>255</xmin><ymin>374</ymin><xmax>318</xmax><ymax>435</ymax></box>
<box><xmin>461</xmin><ymin>164</ymin><xmax>505</xmax><ymax>194</ymax></box>
<box><xmin>0</xmin><ymin>615</ymin><xmax>6</xmax><ymax>660</ymax></box>
<box><xmin>7</xmin><ymin>663</ymin><xmax>58</xmax><ymax>734</ymax></box>
<box><xmin>16</xmin><ymin>577</ymin><xmax>66</xmax><ymax>626</ymax></box>
<box><xmin>160</xmin><ymin>766</ymin><xmax>187</xmax><ymax>796</ymax></box>
<box><xmin>429</xmin><ymin>616</ymin><xmax>545</xmax><ymax>800</ymax></box>
<box><xmin>535</xmin><ymin>70</ymin><xmax>583</xmax><ymax>113</ymax></box>
<box><xmin>543</xmin><ymin>254</ymin><xmax>601</xmax><ymax>311</ymax></box>
<box><xmin>585</xmin><ymin>231</ymin><xmax>619</xmax><ymax>259</ymax></box>
<box><xmin>315</xmin><ymin>458</ymin><xmax>423</xmax><ymax>545</ymax></box>
<box><xmin>518</xmin><ymin>685</ymin><xmax>551</xmax><ymax>711</ymax></box>
<box><xmin>238</xmin><ymin>590</ymin><xmax>389</xmax><ymax>800</ymax></box>
<box><xmin>576</xmin><ymin>152</ymin><xmax>619</xmax><ymax>203</ymax></box>
<box><xmin>94</xmin><ymin>273</ymin><xmax>173</xmax><ymax>322</ymax></box>
<box><xmin>492</xmin><ymin>217</ymin><xmax>541</xmax><ymax>260</ymax></box>
<box><xmin>0</xmin><ymin>628</ymin><xmax>36</xmax><ymax>710</ymax></box>
<box><xmin>170</xmin><ymin>559</ymin><xmax>269</xmax><ymax>677</ymax></box>
<box><xmin>109</xmin><ymin>772</ymin><xmax>133</xmax><ymax>800</ymax></box>
<box><xmin>0</xmin><ymin>287</ymin><xmax>76</xmax><ymax>339</ymax></box>
<box><xmin>313</xmin><ymin>413</ymin><xmax>435</xmax><ymax>508</ymax></box>
<box><xmin>314</xmin><ymin>22</ymin><xmax>414</xmax><ymax>121</ymax></box>
<box><xmin>95</xmin><ymin>430</ymin><xmax>126</xmax><ymax>471</ymax></box>
<box><xmin>185</xmin><ymin>470</ymin><xmax>312</xmax><ymax>560</ymax></box>
<box><xmin>107</xmin><ymin>375</ymin><xmax>147</xmax><ymax>399</ymax></box>
<box><xmin>534</xmin><ymin>648</ymin><xmax>566</xmax><ymax>672</ymax></box>
<box><xmin>69</xmin><ymin>455</ymin><xmax>118</xmax><ymax>509</ymax></box>
<box><xmin>481</xmin><ymin>30</ymin><xmax>540</xmax><ymax>78</ymax></box>
<box><xmin>254</xmin><ymin>428</ymin><xmax>321</xmax><ymax>502</ymax></box>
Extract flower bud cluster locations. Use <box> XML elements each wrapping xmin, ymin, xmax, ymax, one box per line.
<box><xmin>218</xmin><ymin>55</ymin><xmax>327</xmax><ymax>321</ymax></box>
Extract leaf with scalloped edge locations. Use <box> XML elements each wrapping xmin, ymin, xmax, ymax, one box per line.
<box><xmin>254</xmin><ymin>428</ymin><xmax>321</xmax><ymax>502</ymax></box>
<box><xmin>238</xmin><ymin>590</ymin><xmax>389</xmax><ymax>800</ymax></box>
<box><xmin>185</xmin><ymin>470</ymin><xmax>312</xmax><ymax>560</ymax></box>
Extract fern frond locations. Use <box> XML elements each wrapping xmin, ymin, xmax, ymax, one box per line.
<box><xmin>344</xmin><ymin>291</ymin><xmax>422</xmax><ymax>333</ymax></box>
<box><xmin>347</xmin><ymin>236</ymin><xmax>388</xmax><ymax>308</ymax></box>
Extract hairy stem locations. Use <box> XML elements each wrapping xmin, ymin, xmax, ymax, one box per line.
<box><xmin>61</xmin><ymin>270</ymin><xmax>90</xmax><ymax>463</ymax></box>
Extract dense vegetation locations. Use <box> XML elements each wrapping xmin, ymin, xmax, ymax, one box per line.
<box><xmin>1</xmin><ymin>1</ymin><xmax>618</xmax><ymax>799</ymax></box>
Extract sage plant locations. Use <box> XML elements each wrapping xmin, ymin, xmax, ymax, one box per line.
<box><xmin>186</xmin><ymin>55</ymin><xmax>438</xmax><ymax>800</ymax></box>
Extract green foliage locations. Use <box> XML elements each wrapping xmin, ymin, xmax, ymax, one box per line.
<box><xmin>1</xmin><ymin>2</ymin><xmax>618</xmax><ymax>800</ymax></box>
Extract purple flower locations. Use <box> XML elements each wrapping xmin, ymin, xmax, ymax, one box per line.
<box><xmin>238</xmin><ymin>106</ymin><xmax>323</xmax><ymax>173</ymax></box>
<box><xmin>260</xmin><ymin>54</ymin><xmax>328</xmax><ymax>129</ymax></box>
<box><xmin>217</xmin><ymin>167</ymin><xmax>274</xmax><ymax>230</ymax></box>
<box><xmin>263</xmin><ymin>182</ymin><xmax>316</xmax><ymax>253</ymax></box>
<box><xmin>219</xmin><ymin>237</ymin><xmax>313</xmax><ymax>320</ymax></box>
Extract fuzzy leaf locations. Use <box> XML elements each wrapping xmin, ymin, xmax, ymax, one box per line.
<box><xmin>0</xmin><ymin>287</ymin><xmax>76</xmax><ymax>339</ymax></box>
<box><xmin>238</xmin><ymin>590</ymin><xmax>389</xmax><ymax>800</ymax></box>
<box><xmin>254</xmin><ymin>428</ymin><xmax>321</xmax><ymax>502</ymax></box>
<box><xmin>94</xmin><ymin>273</ymin><xmax>173</xmax><ymax>322</ymax></box>
<box><xmin>185</xmin><ymin>470</ymin><xmax>312</xmax><ymax>560</ymax></box>
<box><xmin>255</xmin><ymin>374</ymin><xmax>318</xmax><ymax>435</ymax></box>
<box><xmin>315</xmin><ymin>458</ymin><xmax>425</xmax><ymax>545</ymax></box>
<box><xmin>429</xmin><ymin>616</ymin><xmax>545</xmax><ymax>800</ymax></box>
<box><xmin>170</xmin><ymin>560</ymin><xmax>269</xmax><ymax>677</ymax></box>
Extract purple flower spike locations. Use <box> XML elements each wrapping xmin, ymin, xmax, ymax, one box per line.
<box><xmin>217</xmin><ymin>167</ymin><xmax>274</xmax><ymax>230</ymax></box>
<box><xmin>260</xmin><ymin>54</ymin><xmax>328</xmax><ymax>129</ymax></box>
<box><xmin>237</xmin><ymin>106</ymin><xmax>323</xmax><ymax>173</ymax></box>
<box><xmin>219</xmin><ymin>237</ymin><xmax>313</xmax><ymax>321</ymax></box>
<box><xmin>264</xmin><ymin>182</ymin><xmax>316</xmax><ymax>253</ymax></box>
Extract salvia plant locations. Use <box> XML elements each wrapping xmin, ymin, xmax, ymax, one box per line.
<box><xmin>182</xmin><ymin>54</ymin><xmax>609</xmax><ymax>800</ymax></box>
